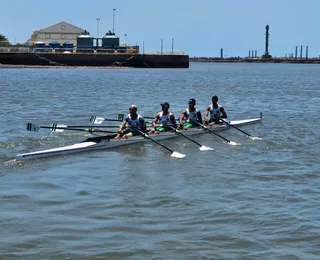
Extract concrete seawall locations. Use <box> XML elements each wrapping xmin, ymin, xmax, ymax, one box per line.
<box><xmin>0</xmin><ymin>53</ymin><xmax>189</xmax><ymax>68</ymax></box>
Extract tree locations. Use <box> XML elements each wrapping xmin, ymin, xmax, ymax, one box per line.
<box><xmin>0</xmin><ymin>34</ymin><xmax>10</xmax><ymax>46</ymax></box>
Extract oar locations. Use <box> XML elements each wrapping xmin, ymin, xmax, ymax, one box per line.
<box><xmin>131</xmin><ymin>126</ymin><xmax>186</xmax><ymax>159</ymax></box>
<box><xmin>26</xmin><ymin>123</ymin><xmax>117</xmax><ymax>134</ymax></box>
<box><xmin>220</xmin><ymin>119</ymin><xmax>261</xmax><ymax>140</ymax></box>
<box><xmin>90</xmin><ymin>116</ymin><xmax>122</xmax><ymax>124</ymax></box>
<box><xmin>192</xmin><ymin>121</ymin><xmax>238</xmax><ymax>146</ymax></box>
<box><xmin>90</xmin><ymin>115</ymin><xmax>153</xmax><ymax>125</ymax></box>
<box><xmin>64</xmin><ymin>125</ymin><xmax>120</xmax><ymax>128</ymax></box>
<box><xmin>118</xmin><ymin>113</ymin><xmax>178</xmax><ymax>121</ymax></box>
<box><xmin>166</xmin><ymin>125</ymin><xmax>213</xmax><ymax>151</ymax></box>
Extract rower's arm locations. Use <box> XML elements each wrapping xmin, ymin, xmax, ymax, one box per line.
<box><xmin>197</xmin><ymin>110</ymin><xmax>203</xmax><ymax>124</ymax></box>
<box><xmin>117</xmin><ymin>118</ymin><xmax>127</xmax><ymax>133</ymax></box>
<box><xmin>170</xmin><ymin>113</ymin><xmax>177</xmax><ymax>127</ymax></box>
<box><xmin>139</xmin><ymin>117</ymin><xmax>147</xmax><ymax>132</ymax></box>
<box><xmin>179</xmin><ymin>110</ymin><xmax>186</xmax><ymax>126</ymax></box>
<box><xmin>153</xmin><ymin>113</ymin><xmax>160</xmax><ymax>128</ymax></box>
<box><xmin>204</xmin><ymin>106</ymin><xmax>210</xmax><ymax>121</ymax></box>
<box><xmin>220</xmin><ymin>106</ymin><xmax>227</xmax><ymax>118</ymax></box>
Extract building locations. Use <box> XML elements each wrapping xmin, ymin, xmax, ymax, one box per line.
<box><xmin>27</xmin><ymin>21</ymin><xmax>88</xmax><ymax>46</ymax></box>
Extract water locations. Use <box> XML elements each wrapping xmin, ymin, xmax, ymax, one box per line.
<box><xmin>0</xmin><ymin>63</ymin><xmax>319</xmax><ymax>259</ymax></box>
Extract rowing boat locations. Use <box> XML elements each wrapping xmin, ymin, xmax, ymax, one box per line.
<box><xmin>16</xmin><ymin>116</ymin><xmax>262</xmax><ymax>160</ymax></box>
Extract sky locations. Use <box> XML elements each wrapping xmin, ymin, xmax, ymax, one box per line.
<box><xmin>1</xmin><ymin>0</ymin><xmax>320</xmax><ymax>57</ymax></box>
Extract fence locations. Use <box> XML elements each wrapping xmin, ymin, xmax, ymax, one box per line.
<box><xmin>0</xmin><ymin>46</ymin><xmax>185</xmax><ymax>55</ymax></box>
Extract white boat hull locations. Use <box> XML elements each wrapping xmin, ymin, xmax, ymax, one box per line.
<box><xmin>16</xmin><ymin>117</ymin><xmax>262</xmax><ymax>159</ymax></box>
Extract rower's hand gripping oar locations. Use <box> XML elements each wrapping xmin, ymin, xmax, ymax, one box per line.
<box><xmin>26</xmin><ymin>123</ymin><xmax>117</xmax><ymax>134</ymax></box>
<box><xmin>220</xmin><ymin>118</ymin><xmax>262</xmax><ymax>140</ymax></box>
<box><xmin>131</xmin><ymin>126</ymin><xmax>186</xmax><ymax>159</ymax></box>
<box><xmin>166</xmin><ymin>125</ymin><xmax>213</xmax><ymax>151</ymax></box>
<box><xmin>192</xmin><ymin>121</ymin><xmax>238</xmax><ymax>146</ymax></box>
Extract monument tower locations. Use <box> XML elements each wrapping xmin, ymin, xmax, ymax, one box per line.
<box><xmin>262</xmin><ymin>24</ymin><xmax>272</xmax><ymax>58</ymax></box>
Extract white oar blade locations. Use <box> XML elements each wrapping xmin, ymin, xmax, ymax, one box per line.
<box><xmin>171</xmin><ymin>151</ymin><xmax>186</xmax><ymax>159</ymax></box>
<box><xmin>199</xmin><ymin>145</ymin><xmax>214</xmax><ymax>151</ymax></box>
<box><xmin>249</xmin><ymin>136</ymin><xmax>262</xmax><ymax>140</ymax></box>
<box><xmin>90</xmin><ymin>116</ymin><xmax>105</xmax><ymax>124</ymax></box>
<box><xmin>50</xmin><ymin>124</ymin><xmax>67</xmax><ymax>132</ymax></box>
<box><xmin>229</xmin><ymin>141</ymin><xmax>239</xmax><ymax>146</ymax></box>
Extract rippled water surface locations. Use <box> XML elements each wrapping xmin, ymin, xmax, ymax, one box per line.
<box><xmin>0</xmin><ymin>63</ymin><xmax>319</xmax><ymax>259</ymax></box>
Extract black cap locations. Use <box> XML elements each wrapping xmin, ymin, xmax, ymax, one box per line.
<box><xmin>160</xmin><ymin>102</ymin><xmax>170</xmax><ymax>108</ymax></box>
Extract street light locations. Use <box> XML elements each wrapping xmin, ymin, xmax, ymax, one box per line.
<box><xmin>125</xmin><ymin>33</ymin><xmax>127</xmax><ymax>46</ymax></box>
<box><xmin>113</xmin><ymin>8</ymin><xmax>116</xmax><ymax>34</ymax></box>
<box><xmin>171</xmin><ymin>38</ymin><xmax>174</xmax><ymax>54</ymax></box>
<box><xmin>96</xmin><ymin>18</ymin><xmax>100</xmax><ymax>38</ymax></box>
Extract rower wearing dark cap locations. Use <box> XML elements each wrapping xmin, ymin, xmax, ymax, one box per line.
<box><xmin>179</xmin><ymin>98</ymin><xmax>203</xmax><ymax>128</ymax></box>
<box><xmin>149</xmin><ymin>102</ymin><xmax>177</xmax><ymax>133</ymax></box>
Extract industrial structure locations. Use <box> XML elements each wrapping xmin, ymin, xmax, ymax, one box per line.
<box><xmin>0</xmin><ymin>21</ymin><xmax>188</xmax><ymax>68</ymax></box>
<box><xmin>28</xmin><ymin>21</ymin><xmax>85</xmax><ymax>46</ymax></box>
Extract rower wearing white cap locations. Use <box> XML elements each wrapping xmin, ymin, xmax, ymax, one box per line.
<box><xmin>115</xmin><ymin>105</ymin><xmax>146</xmax><ymax>138</ymax></box>
<box><xmin>149</xmin><ymin>102</ymin><xmax>176</xmax><ymax>133</ymax></box>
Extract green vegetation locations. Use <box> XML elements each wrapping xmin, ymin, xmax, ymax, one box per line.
<box><xmin>0</xmin><ymin>34</ymin><xmax>10</xmax><ymax>46</ymax></box>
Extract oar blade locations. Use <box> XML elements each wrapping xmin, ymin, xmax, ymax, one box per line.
<box><xmin>90</xmin><ymin>116</ymin><xmax>105</xmax><ymax>124</ymax></box>
<box><xmin>199</xmin><ymin>145</ymin><xmax>214</xmax><ymax>151</ymax></box>
<box><xmin>118</xmin><ymin>114</ymin><xmax>125</xmax><ymax>120</ymax></box>
<box><xmin>249</xmin><ymin>136</ymin><xmax>263</xmax><ymax>140</ymax></box>
<box><xmin>171</xmin><ymin>151</ymin><xmax>186</xmax><ymax>159</ymax></box>
<box><xmin>26</xmin><ymin>123</ymin><xmax>40</xmax><ymax>132</ymax></box>
<box><xmin>50</xmin><ymin>124</ymin><xmax>67</xmax><ymax>132</ymax></box>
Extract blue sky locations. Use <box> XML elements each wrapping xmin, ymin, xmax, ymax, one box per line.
<box><xmin>1</xmin><ymin>0</ymin><xmax>320</xmax><ymax>57</ymax></box>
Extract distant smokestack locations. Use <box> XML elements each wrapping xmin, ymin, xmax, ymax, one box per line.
<box><xmin>295</xmin><ymin>46</ymin><xmax>298</xmax><ymax>59</ymax></box>
<box><xmin>220</xmin><ymin>48</ymin><xmax>223</xmax><ymax>59</ymax></box>
<box><xmin>300</xmin><ymin>45</ymin><xmax>303</xmax><ymax>59</ymax></box>
<box><xmin>255</xmin><ymin>50</ymin><xmax>257</xmax><ymax>57</ymax></box>
<box><xmin>306</xmin><ymin>45</ymin><xmax>308</xmax><ymax>59</ymax></box>
<box><xmin>249</xmin><ymin>50</ymin><xmax>251</xmax><ymax>57</ymax></box>
<box><xmin>265</xmin><ymin>25</ymin><xmax>269</xmax><ymax>55</ymax></box>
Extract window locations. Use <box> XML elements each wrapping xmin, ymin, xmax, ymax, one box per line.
<box><xmin>45</xmin><ymin>34</ymin><xmax>51</xmax><ymax>39</ymax></box>
<box><xmin>61</xmin><ymin>34</ymin><xmax>66</xmax><ymax>39</ymax></box>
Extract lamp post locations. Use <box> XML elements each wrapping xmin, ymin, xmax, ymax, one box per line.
<box><xmin>113</xmin><ymin>8</ymin><xmax>116</xmax><ymax>34</ymax></box>
<box><xmin>96</xmin><ymin>18</ymin><xmax>100</xmax><ymax>48</ymax></box>
<box><xmin>96</xmin><ymin>18</ymin><xmax>100</xmax><ymax>38</ymax></box>
<box><xmin>171</xmin><ymin>38</ymin><xmax>174</xmax><ymax>54</ymax></box>
<box><xmin>125</xmin><ymin>33</ymin><xmax>127</xmax><ymax>46</ymax></box>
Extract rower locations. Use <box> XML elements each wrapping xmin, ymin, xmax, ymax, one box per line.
<box><xmin>204</xmin><ymin>95</ymin><xmax>227</xmax><ymax>125</ymax></box>
<box><xmin>149</xmin><ymin>102</ymin><xmax>177</xmax><ymax>133</ymax></box>
<box><xmin>179</xmin><ymin>98</ymin><xmax>203</xmax><ymax>128</ymax></box>
<box><xmin>115</xmin><ymin>105</ymin><xmax>147</xmax><ymax>138</ymax></box>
